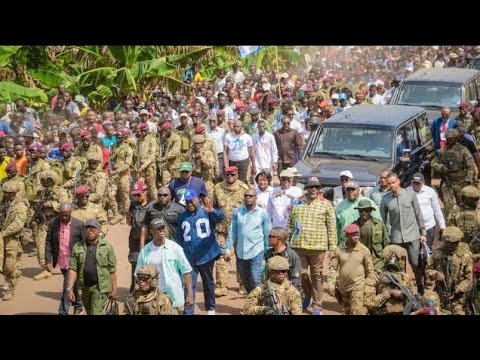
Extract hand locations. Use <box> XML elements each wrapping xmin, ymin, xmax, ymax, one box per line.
<box><xmin>108</xmin><ymin>288</ymin><xmax>118</xmax><ymax>300</ymax></box>
<box><xmin>67</xmin><ymin>289</ymin><xmax>76</xmax><ymax>303</ymax></box>
<box><xmin>203</xmin><ymin>196</ymin><xmax>214</xmax><ymax>212</ymax></box>
<box><xmin>436</xmin><ymin>272</ymin><xmax>446</xmax><ymax>285</ymax></box>
<box><xmin>275</xmin><ymin>190</ymin><xmax>285</xmax><ymax>197</ymax></box>
<box><xmin>389</xmin><ymin>289</ymin><xmax>404</xmax><ymax>299</ymax></box>
<box><xmin>326</xmin><ymin>285</ymin><xmax>336</xmax><ymax>297</ymax></box>
<box><xmin>419</xmin><ymin>235</ymin><xmax>427</xmax><ymax>244</ymax></box>
<box><xmin>251</xmin><ymin>166</ymin><xmax>257</xmax><ymax>175</ymax></box>
<box><xmin>46</xmin><ymin>263</ymin><xmax>53</xmax><ymax>272</ymax></box>
<box><xmin>185</xmin><ymin>293</ymin><xmax>193</xmax><ymax>308</ymax></box>
<box><xmin>223</xmin><ymin>254</ymin><xmax>231</xmax><ymax>263</ymax></box>
<box><xmin>263</xmin><ymin>306</ymin><xmax>276</xmax><ymax>315</ymax></box>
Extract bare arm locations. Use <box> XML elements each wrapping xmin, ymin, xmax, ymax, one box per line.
<box><xmin>183</xmin><ymin>272</ymin><xmax>193</xmax><ymax>308</ymax></box>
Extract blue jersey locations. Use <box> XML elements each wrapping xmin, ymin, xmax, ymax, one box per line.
<box><xmin>177</xmin><ymin>207</ymin><xmax>225</xmax><ymax>266</ymax></box>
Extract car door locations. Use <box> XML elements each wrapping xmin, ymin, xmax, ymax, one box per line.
<box><xmin>392</xmin><ymin>119</ymin><xmax>423</xmax><ymax>187</ymax></box>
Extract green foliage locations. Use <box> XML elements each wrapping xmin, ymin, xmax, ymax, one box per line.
<box><xmin>0</xmin><ymin>81</ymin><xmax>48</xmax><ymax>103</ymax></box>
<box><xmin>0</xmin><ymin>46</ymin><xmax>21</xmax><ymax>67</ymax></box>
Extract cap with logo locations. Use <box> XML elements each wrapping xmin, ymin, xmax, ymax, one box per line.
<box><xmin>131</xmin><ymin>181</ymin><xmax>148</xmax><ymax>195</ymax></box>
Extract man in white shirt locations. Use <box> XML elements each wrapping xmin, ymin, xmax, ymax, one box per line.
<box><xmin>268</xmin><ymin>169</ymin><xmax>303</xmax><ymax>228</ymax></box>
<box><xmin>206</xmin><ymin>117</ymin><xmax>226</xmax><ymax>180</ymax></box>
<box><xmin>333</xmin><ymin>170</ymin><xmax>354</xmax><ymax>208</ymax></box>
<box><xmin>252</xmin><ymin>120</ymin><xmax>278</xmax><ymax>176</ymax></box>
<box><xmin>406</xmin><ymin>172</ymin><xmax>446</xmax><ymax>251</ymax></box>
<box><xmin>224</xmin><ymin>120</ymin><xmax>256</xmax><ymax>184</ymax></box>
<box><xmin>226</xmin><ymin>63</ymin><xmax>245</xmax><ymax>85</ymax></box>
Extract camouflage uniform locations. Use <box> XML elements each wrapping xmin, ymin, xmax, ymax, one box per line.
<box><xmin>426</xmin><ymin>226</ymin><xmax>473</xmax><ymax>315</ymax></box>
<box><xmin>137</xmin><ymin>132</ymin><xmax>158</xmax><ymax>200</ymax></box>
<box><xmin>27</xmin><ymin>158</ymin><xmax>50</xmax><ymax>192</ymax></box>
<box><xmin>76</xmin><ymin>143</ymin><xmax>103</xmax><ymax>163</ymax></box>
<box><xmin>110</xmin><ymin>141</ymin><xmax>133</xmax><ymax>220</ymax></box>
<box><xmin>447</xmin><ymin>186</ymin><xmax>480</xmax><ymax>262</ymax></box>
<box><xmin>431</xmin><ymin>129</ymin><xmax>475</xmax><ymax>218</ymax></box>
<box><xmin>175</xmin><ymin>124</ymin><xmax>193</xmax><ymax>162</ymax></box>
<box><xmin>187</xmin><ymin>135</ymin><xmax>216</xmax><ymax>195</ymax></box>
<box><xmin>160</xmin><ymin>132</ymin><xmax>181</xmax><ymax>186</ymax></box>
<box><xmin>364</xmin><ymin>245</ymin><xmax>417</xmax><ymax>315</ymax></box>
<box><xmin>213</xmin><ymin>179</ymin><xmax>249</xmax><ymax>295</ymax></box>
<box><xmin>72</xmin><ymin>201</ymin><xmax>109</xmax><ymax>236</ymax></box>
<box><xmin>0</xmin><ymin>181</ymin><xmax>29</xmax><ymax>301</ymax></box>
<box><xmin>124</xmin><ymin>265</ymin><xmax>175</xmax><ymax>315</ymax></box>
<box><xmin>80</xmin><ymin>152</ymin><xmax>108</xmax><ymax>207</ymax></box>
<box><xmin>62</xmin><ymin>156</ymin><xmax>84</xmax><ymax>201</ymax></box>
<box><xmin>242</xmin><ymin>256</ymin><xmax>302</xmax><ymax>315</ymax></box>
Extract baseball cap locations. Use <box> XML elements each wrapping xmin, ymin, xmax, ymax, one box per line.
<box><xmin>331</xmin><ymin>93</ymin><xmax>340</xmax><ymax>100</ymax></box>
<box><xmin>131</xmin><ymin>181</ymin><xmax>148</xmax><ymax>195</ymax></box>
<box><xmin>345</xmin><ymin>181</ymin><xmax>359</xmax><ymax>189</ymax></box>
<box><xmin>339</xmin><ymin>170</ymin><xmax>353</xmax><ymax>179</ymax></box>
<box><xmin>85</xmin><ymin>218</ymin><xmax>101</xmax><ymax>228</ymax></box>
<box><xmin>344</xmin><ymin>224</ymin><xmax>360</xmax><ymax>234</ymax></box>
<box><xmin>411</xmin><ymin>173</ymin><xmax>425</xmax><ymax>183</ymax></box>
<box><xmin>179</xmin><ymin>162</ymin><xmax>193</xmax><ymax>172</ymax></box>
<box><xmin>184</xmin><ymin>189</ymin><xmax>198</xmax><ymax>201</ymax></box>
<box><xmin>139</xmin><ymin>109</ymin><xmax>149</xmax><ymax>115</ymax></box>
<box><xmin>150</xmin><ymin>218</ymin><xmax>166</xmax><ymax>229</ymax></box>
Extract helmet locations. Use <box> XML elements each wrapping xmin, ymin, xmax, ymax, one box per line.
<box><xmin>382</xmin><ymin>244</ymin><xmax>407</xmax><ymax>272</ymax></box>
<box><xmin>2</xmin><ymin>180</ymin><xmax>18</xmax><ymax>193</ymax></box>
<box><xmin>422</xmin><ymin>290</ymin><xmax>440</xmax><ymax>308</ymax></box>
<box><xmin>445</xmin><ymin>128</ymin><xmax>459</xmax><ymax>139</ymax></box>
<box><xmin>40</xmin><ymin>170</ymin><xmax>60</xmax><ymax>186</ymax></box>
<box><xmin>86</xmin><ymin>151</ymin><xmax>103</xmax><ymax>162</ymax></box>
<box><xmin>461</xmin><ymin>185</ymin><xmax>480</xmax><ymax>199</ymax></box>
<box><xmin>136</xmin><ymin>265</ymin><xmax>159</xmax><ymax>290</ymax></box>
<box><xmin>442</xmin><ymin>226</ymin><xmax>463</xmax><ymax>243</ymax></box>
<box><xmin>267</xmin><ymin>256</ymin><xmax>289</xmax><ymax>271</ymax></box>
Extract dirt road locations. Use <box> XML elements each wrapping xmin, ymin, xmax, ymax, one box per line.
<box><xmin>0</xmin><ymin>223</ymin><xmax>343</xmax><ymax>315</ymax></box>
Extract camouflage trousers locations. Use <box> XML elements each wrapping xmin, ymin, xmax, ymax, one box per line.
<box><xmin>143</xmin><ymin>165</ymin><xmax>157</xmax><ymax>201</ymax></box>
<box><xmin>339</xmin><ymin>288</ymin><xmax>367</xmax><ymax>315</ymax></box>
<box><xmin>442</xmin><ymin>182</ymin><xmax>464</xmax><ymax>219</ymax></box>
<box><xmin>442</xmin><ymin>294</ymin><xmax>467</xmax><ymax>315</ymax></box>
<box><xmin>115</xmin><ymin>174</ymin><xmax>131</xmax><ymax>215</ymax></box>
<box><xmin>33</xmin><ymin>223</ymin><xmax>48</xmax><ymax>268</ymax></box>
<box><xmin>161</xmin><ymin>168</ymin><xmax>179</xmax><ymax>187</ymax></box>
<box><xmin>2</xmin><ymin>237</ymin><xmax>22</xmax><ymax>290</ymax></box>
<box><xmin>81</xmin><ymin>285</ymin><xmax>109</xmax><ymax>315</ymax></box>
<box><xmin>105</xmin><ymin>182</ymin><xmax>119</xmax><ymax>219</ymax></box>
<box><xmin>215</xmin><ymin>232</ymin><xmax>243</xmax><ymax>289</ymax></box>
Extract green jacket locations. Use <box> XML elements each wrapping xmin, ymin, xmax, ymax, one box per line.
<box><xmin>70</xmin><ymin>236</ymin><xmax>117</xmax><ymax>294</ymax></box>
<box><xmin>353</xmin><ymin>217</ymin><xmax>390</xmax><ymax>269</ymax></box>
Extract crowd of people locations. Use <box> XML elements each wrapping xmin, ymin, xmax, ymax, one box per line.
<box><xmin>0</xmin><ymin>45</ymin><xmax>480</xmax><ymax>315</ymax></box>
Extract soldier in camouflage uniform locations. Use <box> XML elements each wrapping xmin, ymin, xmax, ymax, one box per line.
<box><xmin>137</xmin><ymin>123</ymin><xmax>157</xmax><ymax>200</ymax></box>
<box><xmin>242</xmin><ymin>256</ymin><xmax>302</xmax><ymax>315</ymax></box>
<box><xmin>194</xmin><ymin>125</ymin><xmax>220</xmax><ymax>180</ymax></box>
<box><xmin>447</xmin><ymin>185</ymin><xmax>480</xmax><ymax>262</ymax></box>
<box><xmin>426</xmin><ymin>226</ymin><xmax>473</xmax><ymax>315</ymax></box>
<box><xmin>2</xmin><ymin>162</ymin><xmax>26</xmax><ymax>199</ymax></box>
<box><xmin>109</xmin><ymin>127</ymin><xmax>133</xmax><ymax>224</ymax></box>
<box><xmin>71</xmin><ymin>185</ymin><xmax>109</xmax><ymax>235</ymax></box>
<box><xmin>175</xmin><ymin>114</ymin><xmax>193</xmax><ymax>162</ymax></box>
<box><xmin>465</xmin><ymin>261</ymin><xmax>480</xmax><ymax>315</ymax></box>
<box><xmin>61</xmin><ymin>142</ymin><xmax>84</xmax><ymax>202</ymax></box>
<box><xmin>75</xmin><ymin>130</ymin><xmax>103</xmax><ymax>161</ymax></box>
<box><xmin>33</xmin><ymin>170</ymin><xmax>70</xmax><ymax>281</ymax></box>
<box><xmin>124</xmin><ymin>265</ymin><xmax>175</xmax><ymax>315</ymax></box>
<box><xmin>187</xmin><ymin>134</ymin><xmax>216</xmax><ymax>196</ymax></box>
<box><xmin>431</xmin><ymin>128</ymin><xmax>475</xmax><ymax>219</ymax></box>
<box><xmin>26</xmin><ymin>144</ymin><xmax>51</xmax><ymax>191</ymax></box>
<box><xmin>457</xmin><ymin>103</ymin><xmax>473</xmax><ymax>136</ymax></box>
<box><xmin>80</xmin><ymin>151</ymin><xmax>108</xmax><ymax>207</ymax></box>
<box><xmin>213</xmin><ymin>165</ymin><xmax>249</xmax><ymax>296</ymax></box>
<box><xmin>159</xmin><ymin>121</ymin><xmax>181</xmax><ymax>186</ymax></box>
<box><xmin>364</xmin><ymin>245</ymin><xmax>418</xmax><ymax>315</ymax></box>
<box><xmin>466</xmin><ymin>108</ymin><xmax>480</xmax><ymax>149</ymax></box>
<box><xmin>0</xmin><ymin>180</ymin><xmax>29</xmax><ymax>301</ymax></box>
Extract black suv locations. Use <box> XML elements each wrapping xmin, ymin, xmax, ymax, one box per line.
<box><xmin>295</xmin><ymin>105</ymin><xmax>434</xmax><ymax>190</ymax></box>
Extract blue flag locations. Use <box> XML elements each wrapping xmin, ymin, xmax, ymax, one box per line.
<box><xmin>238</xmin><ymin>46</ymin><xmax>263</xmax><ymax>58</ymax></box>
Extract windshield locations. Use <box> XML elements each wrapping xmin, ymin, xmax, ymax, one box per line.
<box><xmin>471</xmin><ymin>59</ymin><xmax>480</xmax><ymax>70</ymax></box>
<box><xmin>396</xmin><ymin>83</ymin><xmax>461</xmax><ymax>108</ymax></box>
<box><xmin>313</xmin><ymin>126</ymin><xmax>392</xmax><ymax>160</ymax></box>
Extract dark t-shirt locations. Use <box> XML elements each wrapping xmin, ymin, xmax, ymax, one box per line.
<box><xmin>128</xmin><ymin>200</ymin><xmax>155</xmax><ymax>252</ymax></box>
<box><xmin>84</xmin><ymin>243</ymin><xmax>98</xmax><ymax>287</ymax></box>
<box><xmin>460</xmin><ymin>137</ymin><xmax>477</xmax><ymax>155</ymax></box>
<box><xmin>168</xmin><ymin>175</ymin><xmax>208</xmax><ymax>206</ymax></box>
<box><xmin>142</xmin><ymin>201</ymin><xmax>185</xmax><ymax>241</ymax></box>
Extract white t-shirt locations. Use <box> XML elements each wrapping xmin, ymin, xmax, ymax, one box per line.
<box><xmin>147</xmin><ymin>244</ymin><xmax>166</xmax><ymax>293</ymax></box>
<box><xmin>256</xmin><ymin>186</ymin><xmax>274</xmax><ymax>210</ymax></box>
<box><xmin>206</xmin><ymin>127</ymin><xmax>226</xmax><ymax>154</ymax></box>
<box><xmin>224</xmin><ymin>132</ymin><xmax>253</xmax><ymax>161</ymax></box>
<box><xmin>267</xmin><ymin>186</ymin><xmax>304</xmax><ymax>228</ymax></box>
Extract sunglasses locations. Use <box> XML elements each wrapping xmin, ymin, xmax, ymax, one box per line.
<box><xmin>158</xmin><ymin>194</ymin><xmax>169</xmax><ymax>197</ymax></box>
<box><xmin>137</xmin><ymin>277</ymin><xmax>150</xmax><ymax>282</ymax></box>
<box><xmin>225</xmin><ymin>173</ymin><xmax>238</xmax><ymax>177</ymax></box>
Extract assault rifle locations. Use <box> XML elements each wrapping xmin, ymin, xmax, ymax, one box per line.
<box><xmin>28</xmin><ymin>188</ymin><xmax>52</xmax><ymax>227</ymax></box>
<box><xmin>262</xmin><ymin>287</ymin><xmax>289</xmax><ymax>315</ymax></box>
<box><xmin>379</xmin><ymin>272</ymin><xmax>423</xmax><ymax>315</ymax></box>
<box><xmin>439</xmin><ymin>257</ymin><xmax>455</xmax><ymax>311</ymax></box>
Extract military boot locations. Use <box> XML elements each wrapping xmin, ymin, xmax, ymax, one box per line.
<box><xmin>119</xmin><ymin>214</ymin><xmax>126</xmax><ymax>225</ymax></box>
<box><xmin>2</xmin><ymin>291</ymin><xmax>14</xmax><ymax>301</ymax></box>
<box><xmin>33</xmin><ymin>269</ymin><xmax>52</xmax><ymax>281</ymax></box>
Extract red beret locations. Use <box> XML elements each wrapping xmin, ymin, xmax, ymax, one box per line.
<box><xmin>344</xmin><ymin>224</ymin><xmax>360</xmax><ymax>235</ymax></box>
<box><xmin>80</xmin><ymin>130</ymin><xmax>91</xmax><ymax>137</ymax></box>
<box><xmin>160</xmin><ymin>121</ymin><xmax>173</xmax><ymax>131</ymax></box>
<box><xmin>458</xmin><ymin>102</ymin><xmax>469</xmax><ymax>109</ymax></box>
<box><xmin>267</xmin><ymin>97</ymin><xmax>279</xmax><ymax>105</ymax></box>
<box><xmin>60</xmin><ymin>142</ymin><xmax>74</xmax><ymax>151</ymax></box>
<box><xmin>28</xmin><ymin>144</ymin><xmax>42</xmax><ymax>152</ymax></box>
<box><xmin>236</xmin><ymin>101</ymin><xmax>247</xmax><ymax>110</ymax></box>
<box><xmin>216</xmin><ymin>109</ymin><xmax>225</xmax><ymax>116</ymax></box>
<box><xmin>474</xmin><ymin>262</ymin><xmax>480</xmax><ymax>274</ymax></box>
<box><xmin>224</xmin><ymin>166</ymin><xmax>238</xmax><ymax>174</ymax></box>
<box><xmin>116</xmin><ymin>127</ymin><xmax>128</xmax><ymax>136</ymax></box>
<box><xmin>6</xmin><ymin>162</ymin><xmax>17</xmax><ymax>172</ymax></box>
<box><xmin>194</xmin><ymin>125</ymin><xmax>205</xmax><ymax>134</ymax></box>
<box><xmin>138</xmin><ymin>123</ymin><xmax>149</xmax><ymax>130</ymax></box>
<box><xmin>75</xmin><ymin>185</ymin><xmax>90</xmax><ymax>195</ymax></box>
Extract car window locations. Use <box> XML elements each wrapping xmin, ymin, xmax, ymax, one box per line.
<box><xmin>396</xmin><ymin>83</ymin><xmax>461</xmax><ymax>108</ymax></box>
<box><xmin>395</xmin><ymin>124</ymin><xmax>416</xmax><ymax>162</ymax></box>
<box><xmin>313</xmin><ymin>126</ymin><xmax>392</xmax><ymax>160</ymax></box>
<box><xmin>416</xmin><ymin>115</ymin><xmax>432</xmax><ymax>143</ymax></box>
<box><xmin>467</xmin><ymin>81</ymin><xmax>477</xmax><ymax>103</ymax></box>
<box><xmin>476</xmin><ymin>79</ymin><xmax>480</xmax><ymax>102</ymax></box>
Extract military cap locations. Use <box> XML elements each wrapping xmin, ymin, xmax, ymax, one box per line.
<box><xmin>422</xmin><ymin>290</ymin><xmax>440</xmax><ymax>308</ymax></box>
<box><xmin>267</xmin><ymin>256</ymin><xmax>289</xmax><ymax>271</ymax></box>
<box><xmin>138</xmin><ymin>123</ymin><xmax>149</xmax><ymax>130</ymax></box>
<box><xmin>41</xmin><ymin>170</ymin><xmax>60</xmax><ymax>185</ymax></box>
<box><xmin>86</xmin><ymin>151</ymin><xmax>103</xmax><ymax>162</ymax></box>
<box><xmin>150</xmin><ymin>218</ymin><xmax>166</xmax><ymax>229</ymax></box>
<box><xmin>344</xmin><ymin>224</ymin><xmax>360</xmax><ymax>235</ymax></box>
<box><xmin>184</xmin><ymin>189</ymin><xmax>198</xmax><ymax>201</ymax></box>
<box><xmin>474</xmin><ymin>262</ymin><xmax>480</xmax><ymax>274</ymax></box>
<box><xmin>60</xmin><ymin>142</ymin><xmax>74</xmax><ymax>151</ymax></box>
<box><xmin>445</xmin><ymin>128</ymin><xmax>459</xmax><ymax>139</ymax></box>
<box><xmin>160</xmin><ymin>121</ymin><xmax>173</xmax><ymax>131</ymax></box>
<box><xmin>411</xmin><ymin>173</ymin><xmax>425</xmax><ymax>183</ymax></box>
<box><xmin>354</xmin><ymin>199</ymin><xmax>376</xmax><ymax>210</ymax></box>
<box><xmin>80</xmin><ymin>130</ymin><xmax>91</xmax><ymax>137</ymax></box>
<box><xmin>116</xmin><ymin>127</ymin><xmax>128</xmax><ymax>136</ymax></box>
<box><xmin>194</xmin><ymin>125</ymin><xmax>206</xmax><ymax>134</ymax></box>
<box><xmin>248</xmin><ymin>107</ymin><xmax>261</xmax><ymax>115</ymax></box>
<box><xmin>75</xmin><ymin>185</ymin><xmax>90</xmax><ymax>195</ymax></box>
<box><xmin>192</xmin><ymin>134</ymin><xmax>206</xmax><ymax>144</ymax></box>
<box><xmin>224</xmin><ymin>166</ymin><xmax>238</xmax><ymax>174</ymax></box>
<box><xmin>137</xmin><ymin>265</ymin><xmax>158</xmax><ymax>278</ymax></box>
<box><xmin>85</xmin><ymin>218</ymin><xmax>101</xmax><ymax>228</ymax></box>
<box><xmin>2</xmin><ymin>181</ymin><xmax>18</xmax><ymax>193</ymax></box>
<box><xmin>382</xmin><ymin>244</ymin><xmax>407</xmax><ymax>261</ymax></box>
<box><xmin>461</xmin><ymin>185</ymin><xmax>480</xmax><ymax>198</ymax></box>
<box><xmin>458</xmin><ymin>102</ymin><xmax>469</xmax><ymax>109</ymax></box>
<box><xmin>442</xmin><ymin>226</ymin><xmax>463</xmax><ymax>242</ymax></box>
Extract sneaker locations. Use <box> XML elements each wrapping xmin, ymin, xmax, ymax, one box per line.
<box><xmin>302</xmin><ymin>297</ymin><xmax>311</xmax><ymax>310</ymax></box>
<box><xmin>238</xmin><ymin>284</ymin><xmax>247</xmax><ymax>295</ymax></box>
<box><xmin>206</xmin><ymin>310</ymin><xmax>216</xmax><ymax>315</ymax></box>
<box><xmin>33</xmin><ymin>270</ymin><xmax>52</xmax><ymax>281</ymax></box>
<box><xmin>109</xmin><ymin>217</ymin><xmax>119</xmax><ymax>225</ymax></box>
<box><xmin>312</xmin><ymin>308</ymin><xmax>323</xmax><ymax>315</ymax></box>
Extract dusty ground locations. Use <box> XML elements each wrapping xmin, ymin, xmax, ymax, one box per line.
<box><xmin>0</xmin><ymin>222</ymin><xmax>343</xmax><ymax>315</ymax></box>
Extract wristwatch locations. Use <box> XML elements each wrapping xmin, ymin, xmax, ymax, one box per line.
<box><xmin>66</xmin><ymin>287</ymin><xmax>73</xmax><ymax>292</ymax></box>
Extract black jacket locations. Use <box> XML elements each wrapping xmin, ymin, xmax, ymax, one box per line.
<box><xmin>265</xmin><ymin>244</ymin><xmax>303</xmax><ymax>295</ymax></box>
<box><xmin>45</xmin><ymin>217</ymin><xmax>86</xmax><ymax>268</ymax></box>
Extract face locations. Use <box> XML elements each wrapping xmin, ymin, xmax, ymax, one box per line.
<box><xmin>86</xmin><ymin>226</ymin><xmax>100</xmax><ymax>241</ymax></box>
<box><xmin>340</xmin><ymin>176</ymin><xmax>351</xmax><ymax>186</ymax></box>
<box><xmin>76</xmin><ymin>194</ymin><xmax>89</xmax><ymax>206</ymax></box>
<box><xmin>157</xmin><ymin>191</ymin><xmax>171</xmax><ymax>205</ymax></box>
<box><xmin>346</xmin><ymin>187</ymin><xmax>359</xmax><ymax>201</ymax></box>
<box><xmin>280</xmin><ymin>176</ymin><xmax>291</xmax><ymax>188</ymax></box>
<box><xmin>307</xmin><ymin>185</ymin><xmax>319</xmax><ymax>199</ymax></box>
<box><xmin>225</xmin><ymin>171</ymin><xmax>238</xmax><ymax>184</ymax></box>
<box><xmin>271</xmin><ymin>269</ymin><xmax>288</xmax><ymax>284</ymax></box>
<box><xmin>151</xmin><ymin>226</ymin><xmax>166</xmax><ymax>242</ymax></box>
<box><xmin>411</xmin><ymin>181</ymin><xmax>423</xmax><ymax>192</ymax></box>
<box><xmin>186</xmin><ymin>198</ymin><xmax>198</xmax><ymax>213</ymax></box>
<box><xmin>268</xmin><ymin>235</ymin><xmax>281</xmax><ymax>248</ymax></box>
<box><xmin>244</xmin><ymin>190</ymin><xmax>257</xmax><ymax>206</ymax></box>
<box><xmin>281</xmin><ymin>118</ymin><xmax>290</xmax><ymax>131</ymax></box>
<box><xmin>180</xmin><ymin>170</ymin><xmax>192</xmax><ymax>181</ymax></box>
<box><xmin>82</xmin><ymin>136</ymin><xmax>91</xmax><ymax>147</ymax></box>
<box><xmin>441</xmin><ymin>109</ymin><xmax>451</xmax><ymax>120</ymax></box>
<box><xmin>3</xmin><ymin>191</ymin><xmax>16</xmax><ymax>201</ymax></box>
<box><xmin>133</xmin><ymin>190</ymin><xmax>148</xmax><ymax>203</ymax></box>
<box><xmin>60</xmin><ymin>209</ymin><xmax>72</xmax><ymax>224</ymax></box>
<box><xmin>136</xmin><ymin>275</ymin><xmax>151</xmax><ymax>292</ymax></box>
<box><xmin>359</xmin><ymin>207</ymin><xmax>372</xmax><ymax>221</ymax></box>
<box><xmin>0</xmin><ymin>148</ymin><xmax>6</xmax><ymax>162</ymax></box>
<box><xmin>379</xmin><ymin>171</ymin><xmax>389</xmax><ymax>187</ymax></box>
<box><xmin>346</xmin><ymin>232</ymin><xmax>360</xmax><ymax>246</ymax></box>
<box><xmin>443</xmin><ymin>241</ymin><xmax>458</xmax><ymax>254</ymax></box>
<box><xmin>387</xmin><ymin>176</ymin><xmax>400</xmax><ymax>193</ymax></box>
<box><xmin>257</xmin><ymin>175</ymin><xmax>269</xmax><ymax>190</ymax></box>
<box><xmin>234</xmin><ymin>121</ymin><xmax>242</xmax><ymax>134</ymax></box>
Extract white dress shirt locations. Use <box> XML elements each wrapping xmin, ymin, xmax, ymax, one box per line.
<box><xmin>406</xmin><ymin>184</ymin><xmax>446</xmax><ymax>230</ymax></box>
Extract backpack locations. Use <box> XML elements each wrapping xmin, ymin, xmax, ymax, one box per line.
<box><xmin>22</xmin><ymin>175</ymin><xmax>38</xmax><ymax>202</ymax></box>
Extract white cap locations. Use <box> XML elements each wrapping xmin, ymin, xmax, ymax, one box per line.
<box><xmin>339</xmin><ymin>170</ymin><xmax>353</xmax><ymax>179</ymax></box>
<box><xmin>375</xmin><ymin>80</ymin><xmax>384</xmax><ymax>87</ymax></box>
<box><xmin>179</xmin><ymin>113</ymin><xmax>189</xmax><ymax>118</ymax></box>
<box><xmin>331</xmin><ymin>93</ymin><xmax>340</xmax><ymax>100</ymax></box>
<box><xmin>195</xmin><ymin>96</ymin><xmax>206</xmax><ymax>105</ymax></box>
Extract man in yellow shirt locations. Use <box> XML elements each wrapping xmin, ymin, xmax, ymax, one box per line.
<box><xmin>0</xmin><ymin>146</ymin><xmax>11</xmax><ymax>181</ymax></box>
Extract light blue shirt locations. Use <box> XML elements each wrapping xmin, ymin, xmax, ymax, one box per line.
<box><xmin>135</xmin><ymin>239</ymin><xmax>192</xmax><ymax>308</ymax></box>
<box><xmin>225</xmin><ymin>205</ymin><xmax>271</xmax><ymax>260</ymax></box>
